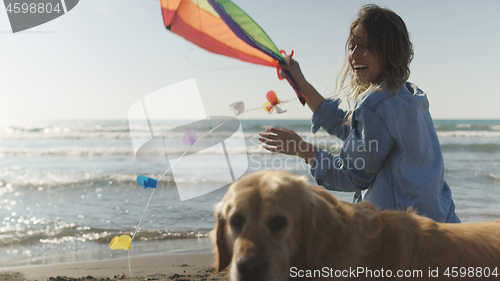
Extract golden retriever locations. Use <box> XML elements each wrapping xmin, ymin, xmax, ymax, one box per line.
<box><xmin>211</xmin><ymin>170</ymin><xmax>500</xmax><ymax>281</ymax></box>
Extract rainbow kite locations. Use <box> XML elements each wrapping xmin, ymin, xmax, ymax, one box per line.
<box><xmin>160</xmin><ymin>0</ymin><xmax>305</xmax><ymax>105</ymax></box>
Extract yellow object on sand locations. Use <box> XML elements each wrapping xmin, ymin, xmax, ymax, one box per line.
<box><xmin>109</xmin><ymin>235</ymin><xmax>132</xmax><ymax>250</ymax></box>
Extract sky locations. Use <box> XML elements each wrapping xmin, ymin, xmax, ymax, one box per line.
<box><xmin>1</xmin><ymin>0</ymin><xmax>499</xmax><ymax>121</ymax></box>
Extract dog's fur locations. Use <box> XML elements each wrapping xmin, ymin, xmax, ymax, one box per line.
<box><xmin>211</xmin><ymin>170</ymin><xmax>500</xmax><ymax>281</ymax></box>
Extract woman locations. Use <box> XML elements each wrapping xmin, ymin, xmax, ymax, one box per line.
<box><xmin>259</xmin><ymin>5</ymin><xmax>460</xmax><ymax>223</ymax></box>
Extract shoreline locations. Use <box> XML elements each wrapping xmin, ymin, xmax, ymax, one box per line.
<box><xmin>1</xmin><ymin>238</ymin><xmax>213</xmax><ymax>268</ymax></box>
<box><xmin>0</xmin><ymin>252</ymin><xmax>227</xmax><ymax>281</ymax></box>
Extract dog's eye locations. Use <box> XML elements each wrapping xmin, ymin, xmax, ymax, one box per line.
<box><xmin>267</xmin><ymin>215</ymin><xmax>287</xmax><ymax>234</ymax></box>
<box><xmin>230</xmin><ymin>213</ymin><xmax>245</xmax><ymax>232</ymax></box>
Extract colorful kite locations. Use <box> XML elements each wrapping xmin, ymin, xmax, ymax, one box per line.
<box><xmin>109</xmin><ymin>234</ymin><xmax>132</xmax><ymax>250</ymax></box>
<box><xmin>229</xmin><ymin>101</ymin><xmax>245</xmax><ymax>115</ymax></box>
<box><xmin>183</xmin><ymin>128</ymin><xmax>198</xmax><ymax>146</ymax></box>
<box><xmin>263</xmin><ymin>90</ymin><xmax>286</xmax><ymax>114</ymax></box>
<box><xmin>160</xmin><ymin>0</ymin><xmax>305</xmax><ymax>105</ymax></box>
<box><xmin>137</xmin><ymin>175</ymin><xmax>158</xmax><ymax>189</ymax></box>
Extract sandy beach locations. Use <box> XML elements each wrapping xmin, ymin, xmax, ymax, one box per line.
<box><xmin>0</xmin><ymin>253</ymin><xmax>227</xmax><ymax>281</ymax></box>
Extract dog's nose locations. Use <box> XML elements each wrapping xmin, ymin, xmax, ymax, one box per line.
<box><xmin>237</xmin><ymin>256</ymin><xmax>268</xmax><ymax>279</ymax></box>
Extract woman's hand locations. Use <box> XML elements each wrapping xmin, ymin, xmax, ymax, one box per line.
<box><xmin>259</xmin><ymin>127</ymin><xmax>316</xmax><ymax>163</ymax></box>
<box><xmin>278</xmin><ymin>58</ymin><xmax>325</xmax><ymax>113</ymax></box>
<box><xmin>279</xmin><ymin>58</ymin><xmax>306</xmax><ymax>87</ymax></box>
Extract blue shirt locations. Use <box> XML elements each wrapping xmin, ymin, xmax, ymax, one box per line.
<box><xmin>310</xmin><ymin>82</ymin><xmax>460</xmax><ymax>223</ymax></box>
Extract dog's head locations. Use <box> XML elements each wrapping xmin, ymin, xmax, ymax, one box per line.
<box><xmin>211</xmin><ymin>170</ymin><xmax>348</xmax><ymax>281</ymax></box>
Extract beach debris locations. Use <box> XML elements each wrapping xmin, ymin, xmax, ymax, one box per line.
<box><xmin>114</xmin><ymin>274</ymin><xmax>127</xmax><ymax>279</ymax></box>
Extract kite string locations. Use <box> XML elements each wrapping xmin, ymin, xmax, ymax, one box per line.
<box><xmin>125</xmin><ymin>117</ymin><xmax>235</xmax><ymax>279</ymax></box>
<box><xmin>131</xmin><ymin>93</ymin><xmax>295</xmax><ymax>243</ymax></box>
<box><xmin>156</xmin><ymin>117</ymin><xmax>232</xmax><ymax>183</ymax></box>
<box><xmin>241</xmin><ymin>97</ymin><xmax>297</xmax><ymax>113</ymax></box>
<box><xmin>132</xmin><ymin>107</ymin><xmax>266</xmax><ymax>232</ymax></box>
<box><xmin>125</xmin><ymin>97</ymin><xmax>294</xmax><ymax>280</ymax></box>
<box><xmin>130</xmin><ymin>188</ymin><xmax>156</xmax><ymax>242</ymax></box>
<box><xmin>240</xmin><ymin>87</ymin><xmax>299</xmax><ymax>113</ymax></box>
<box><xmin>128</xmin><ymin>250</ymin><xmax>133</xmax><ymax>281</ymax></box>
<box><xmin>126</xmin><ymin>187</ymin><xmax>156</xmax><ymax>281</ymax></box>
<box><xmin>186</xmin><ymin>49</ymin><xmax>258</xmax><ymax>71</ymax></box>
<box><xmin>129</xmin><ymin>116</ymin><xmax>235</xmax><ymax>250</ymax></box>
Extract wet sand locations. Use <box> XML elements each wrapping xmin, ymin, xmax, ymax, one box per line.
<box><xmin>0</xmin><ymin>253</ymin><xmax>228</xmax><ymax>281</ymax></box>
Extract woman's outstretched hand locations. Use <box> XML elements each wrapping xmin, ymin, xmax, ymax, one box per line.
<box><xmin>259</xmin><ymin>127</ymin><xmax>316</xmax><ymax>164</ymax></box>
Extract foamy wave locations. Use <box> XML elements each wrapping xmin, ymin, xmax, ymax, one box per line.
<box><xmin>0</xmin><ymin>171</ymin><xmax>242</xmax><ymax>190</ymax></box>
<box><xmin>0</xmin><ymin>145</ymin><xmax>254</xmax><ymax>158</ymax></box>
<box><xmin>0</xmin><ymin>121</ymin><xmax>134</xmax><ymax>140</ymax></box>
<box><xmin>440</xmin><ymin>143</ymin><xmax>500</xmax><ymax>153</ymax></box>
<box><xmin>0</xmin><ymin>174</ymin><xmax>175</xmax><ymax>190</ymax></box>
<box><xmin>489</xmin><ymin>173</ymin><xmax>500</xmax><ymax>181</ymax></box>
<box><xmin>0</xmin><ymin>221</ymin><xmax>209</xmax><ymax>248</ymax></box>
<box><xmin>0</xmin><ymin>147</ymin><xmax>135</xmax><ymax>157</ymax></box>
<box><xmin>0</xmin><ymin>131</ymin><xmax>133</xmax><ymax>140</ymax></box>
<box><xmin>434</xmin><ymin>122</ymin><xmax>500</xmax><ymax>132</ymax></box>
<box><xmin>1</xmin><ymin>121</ymin><xmax>259</xmax><ymax>141</ymax></box>
<box><xmin>437</xmin><ymin>131</ymin><xmax>500</xmax><ymax>138</ymax></box>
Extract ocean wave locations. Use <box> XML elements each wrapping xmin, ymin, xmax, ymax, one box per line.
<box><xmin>0</xmin><ymin>121</ymin><xmax>129</xmax><ymax>140</ymax></box>
<box><xmin>440</xmin><ymin>143</ymin><xmax>500</xmax><ymax>153</ymax></box>
<box><xmin>0</xmin><ymin>224</ymin><xmax>209</xmax><ymax>248</ymax></box>
<box><xmin>0</xmin><ymin>128</ymin><xmax>262</xmax><ymax>141</ymax></box>
<box><xmin>0</xmin><ymin>174</ymin><xmax>176</xmax><ymax>190</ymax></box>
<box><xmin>488</xmin><ymin>173</ymin><xmax>500</xmax><ymax>181</ymax></box>
<box><xmin>241</xmin><ymin>119</ymin><xmax>312</xmax><ymax>131</ymax></box>
<box><xmin>0</xmin><ymin>147</ymin><xmax>135</xmax><ymax>157</ymax></box>
<box><xmin>0</xmin><ymin>170</ymin><xmax>247</xmax><ymax>190</ymax></box>
<box><xmin>0</xmin><ymin>131</ymin><xmax>133</xmax><ymax>140</ymax></box>
<box><xmin>437</xmin><ymin>131</ymin><xmax>500</xmax><ymax>138</ymax></box>
<box><xmin>0</xmin><ymin>144</ymin><xmax>254</xmax><ymax>158</ymax></box>
<box><xmin>0</xmin><ymin>120</ymin><xmax>307</xmax><ymax>140</ymax></box>
<box><xmin>434</xmin><ymin>122</ymin><xmax>500</xmax><ymax>132</ymax></box>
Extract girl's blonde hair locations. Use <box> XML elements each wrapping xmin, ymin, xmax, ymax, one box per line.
<box><xmin>336</xmin><ymin>5</ymin><xmax>414</xmax><ymax>123</ymax></box>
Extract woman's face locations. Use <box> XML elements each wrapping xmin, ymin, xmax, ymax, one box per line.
<box><xmin>348</xmin><ymin>26</ymin><xmax>382</xmax><ymax>85</ymax></box>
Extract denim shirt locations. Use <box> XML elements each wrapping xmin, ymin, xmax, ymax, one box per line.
<box><xmin>310</xmin><ymin>82</ymin><xmax>460</xmax><ymax>223</ymax></box>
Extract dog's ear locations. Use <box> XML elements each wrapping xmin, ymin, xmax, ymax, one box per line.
<box><xmin>212</xmin><ymin>213</ymin><xmax>232</xmax><ymax>272</ymax></box>
<box><xmin>303</xmin><ymin>187</ymin><xmax>347</xmax><ymax>268</ymax></box>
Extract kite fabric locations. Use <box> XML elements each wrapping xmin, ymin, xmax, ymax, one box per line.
<box><xmin>160</xmin><ymin>0</ymin><xmax>306</xmax><ymax>105</ymax></box>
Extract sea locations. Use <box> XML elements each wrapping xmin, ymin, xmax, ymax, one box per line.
<box><xmin>1</xmin><ymin>119</ymin><xmax>500</xmax><ymax>268</ymax></box>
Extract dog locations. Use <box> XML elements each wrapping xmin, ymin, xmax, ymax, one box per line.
<box><xmin>211</xmin><ymin>170</ymin><xmax>500</xmax><ymax>281</ymax></box>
